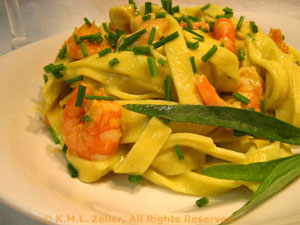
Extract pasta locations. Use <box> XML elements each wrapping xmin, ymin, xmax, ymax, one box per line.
<box><xmin>41</xmin><ymin>1</ymin><xmax>300</xmax><ymax>200</ymax></box>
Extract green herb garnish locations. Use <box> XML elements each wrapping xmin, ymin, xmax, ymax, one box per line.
<box><xmin>153</xmin><ymin>31</ymin><xmax>179</xmax><ymax>49</ymax></box>
<box><xmin>119</xmin><ymin>29</ymin><xmax>147</xmax><ymax>51</ymax></box>
<box><xmin>238</xmin><ymin>49</ymin><xmax>245</xmax><ymax>61</ymax></box>
<box><xmin>186</xmin><ymin>41</ymin><xmax>199</xmax><ymax>50</ymax></box>
<box><xmin>190</xmin><ymin>56</ymin><xmax>197</xmax><ymax>74</ymax></box>
<box><xmin>174</xmin><ymin>145</ymin><xmax>184</xmax><ymax>160</ymax></box>
<box><xmin>98</xmin><ymin>47</ymin><xmax>111</xmax><ymax>57</ymax></box>
<box><xmin>148</xmin><ymin>27</ymin><xmax>156</xmax><ymax>45</ymax></box>
<box><xmin>172</xmin><ymin>5</ymin><xmax>180</xmax><ymax>14</ymax></box>
<box><xmin>75</xmin><ymin>84</ymin><xmax>86</xmax><ymax>107</ymax></box>
<box><xmin>232</xmin><ymin>93</ymin><xmax>250</xmax><ymax>105</ymax></box>
<box><xmin>85</xmin><ymin>95</ymin><xmax>115</xmax><ymax>101</ymax></box>
<box><xmin>58</xmin><ymin>45</ymin><xmax>67</xmax><ymax>59</ymax></box>
<box><xmin>67</xmin><ymin>163</ymin><xmax>78</xmax><ymax>178</ymax></box>
<box><xmin>155</xmin><ymin>12</ymin><xmax>166</xmax><ymax>19</ymax></box>
<box><xmin>80</xmin><ymin>115</ymin><xmax>92</xmax><ymax>122</ymax></box>
<box><xmin>133</xmin><ymin>46</ymin><xmax>151</xmax><ymax>55</ymax></box>
<box><xmin>201</xmin><ymin>3</ymin><xmax>211</xmax><ymax>11</ymax></box>
<box><xmin>66</xmin><ymin>75</ymin><xmax>84</xmax><ymax>84</ymax></box>
<box><xmin>80</xmin><ymin>41</ymin><xmax>88</xmax><ymax>57</ymax></box>
<box><xmin>43</xmin><ymin>74</ymin><xmax>48</xmax><ymax>84</ymax></box>
<box><xmin>158</xmin><ymin>58</ymin><xmax>167</xmax><ymax>67</ymax></box>
<box><xmin>236</xmin><ymin>16</ymin><xmax>245</xmax><ymax>31</ymax></box>
<box><xmin>196</xmin><ymin>197</ymin><xmax>209</xmax><ymax>208</ymax></box>
<box><xmin>147</xmin><ymin>57</ymin><xmax>158</xmax><ymax>77</ymax></box>
<box><xmin>142</xmin><ymin>14</ymin><xmax>151</xmax><ymax>21</ymax></box>
<box><xmin>260</xmin><ymin>100</ymin><xmax>266</xmax><ymax>113</ymax></box>
<box><xmin>202</xmin><ymin>45</ymin><xmax>218</xmax><ymax>62</ymax></box>
<box><xmin>62</xmin><ymin>144</ymin><xmax>68</xmax><ymax>154</ymax></box>
<box><xmin>128</xmin><ymin>174</ymin><xmax>143</xmax><ymax>183</ymax></box>
<box><xmin>161</xmin><ymin>0</ymin><xmax>172</xmax><ymax>14</ymax></box>
<box><xmin>183</xmin><ymin>27</ymin><xmax>204</xmax><ymax>41</ymax></box>
<box><xmin>122</xmin><ymin>104</ymin><xmax>300</xmax><ymax>145</ymax></box>
<box><xmin>84</xmin><ymin>17</ymin><xmax>92</xmax><ymax>26</ymax></box>
<box><xmin>48</xmin><ymin>126</ymin><xmax>60</xmax><ymax>144</ymax></box>
<box><xmin>109</xmin><ymin>58</ymin><xmax>120</xmax><ymax>67</ymax></box>
<box><xmin>144</xmin><ymin>2</ymin><xmax>152</xmax><ymax>14</ymax></box>
<box><xmin>250</xmin><ymin>21</ymin><xmax>258</xmax><ymax>33</ymax></box>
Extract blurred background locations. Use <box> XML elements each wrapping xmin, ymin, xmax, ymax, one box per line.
<box><xmin>0</xmin><ymin>0</ymin><xmax>299</xmax><ymax>224</ymax></box>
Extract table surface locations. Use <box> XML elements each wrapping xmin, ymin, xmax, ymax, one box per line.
<box><xmin>1</xmin><ymin>0</ymin><xmax>300</xmax><ymax>224</ymax></box>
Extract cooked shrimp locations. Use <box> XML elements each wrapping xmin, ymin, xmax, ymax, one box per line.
<box><xmin>269</xmin><ymin>28</ymin><xmax>289</xmax><ymax>54</ymax></box>
<box><xmin>213</xmin><ymin>18</ymin><xmax>235</xmax><ymax>52</ymax></box>
<box><xmin>196</xmin><ymin>75</ymin><xmax>229</xmax><ymax>106</ymax></box>
<box><xmin>196</xmin><ymin>66</ymin><xmax>264</xmax><ymax>111</ymax></box>
<box><xmin>65</xmin><ymin>22</ymin><xmax>110</xmax><ymax>60</ymax></box>
<box><xmin>181</xmin><ymin>21</ymin><xmax>210</xmax><ymax>31</ymax></box>
<box><xmin>62</xmin><ymin>84</ymin><xmax>122</xmax><ymax>161</ymax></box>
<box><xmin>130</xmin><ymin>13</ymin><xmax>169</xmax><ymax>47</ymax></box>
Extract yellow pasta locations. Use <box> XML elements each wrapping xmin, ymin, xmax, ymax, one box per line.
<box><xmin>40</xmin><ymin>1</ymin><xmax>300</xmax><ymax>200</ymax></box>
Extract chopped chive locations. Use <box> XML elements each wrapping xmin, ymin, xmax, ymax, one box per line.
<box><xmin>43</xmin><ymin>74</ymin><xmax>48</xmax><ymax>84</ymax></box>
<box><xmin>147</xmin><ymin>57</ymin><xmax>158</xmax><ymax>77</ymax></box>
<box><xmin>172</xmin><ymin>5</ymin><xmax>180</xmax><ymax>14</ymax></box>
<box><xmin>238</xmin><ymin>49</ymin><xmax>245</xmax><ymax>61</ymax></box>
<box><xmin>158</xmin><ymin>58</ymin><xmax>167</xmax><ymax>66</ymax></box>
<box><xmin>62</xmin><ymin>144</ymin><xmax>68</xmax><ymax>154</ymax></box>
<box><xmin>128</xmin><ymin>174</ymin><xmax>143</xmax><ymax>183</ymax></box>
<box><xmin>155</xmin><ymin>12</ymin><xmax>166</xmax><ymax>19</ymax></box>
<box><xmin>209</xmin><ymin>21</ymin><xmax>215</xmax><ymax>32</ymax></box>
<box><xmin>80</xmin><ymin>115</ymin><xmax>92</xmax><ymax>122</ymax></box>
<box><xmin>133</xmin><ymin>46</ymin><xmax>151</xmax><ymax>55</ymax></box>
<box><xmin>144</xmin><ymin>2</ymin><xmax>152</xmax><ymax>14</ymax></box>
<box><xmin>183</xmin><ymin>27</ymin><xmax>204</xmax><ymax>40</ymax></box>
<box><xmin>119</xmin><ymin>29</ymin><xmax>147</xmax><ymax>50</ymax></box>
<box><xmin>80</xmin><ymin>41</ymin><xmax>88</xmax><ymax>57</ymax></box>
<box><xmin>98</xmin><ymin>47</ymin><xmax>111</xmax><ymax>57</ymax></box>
<box><xmin>196</xmin><ymin>197</ymin><xmax>209</xmax><ymax>208</ymax></box>
<box><xmin>161</xmin><ymin>0</ymin><xmax>172</xmax><ymax>14</ymax></box>
<box><xmin>250</xmin><ymin>21</ymin><xmax>258</xmax><ymax>33</ymax></box>
<box><xmin>202</xmin><ymin>45</ymin><xmax>218</xmax><ymax>63</ymax></box>
<box><xmin>148</xmin><ymin>27</ymin><xmax>156</xmax><ymax>45</ymax></box>
<box><xmin>129</xmin><ymin>0</ymin><xmax>137</xmax><ymax>10</ymax></box>
<box><xmin>201</xmin><ymin>3</ymin><xmax>211</xmax><ymax>11</ymax></box>
<box><xmin>84</xmin><ymin>17</ymin><xmax>92</xmax><ymax>26</ymax></box>
<box><xmin>109</xmin><ymin>58</ymin><xmax>120</xmax><ymax>67</ymax></box>
<box><xmin>190</xmin><ymin>56</ymin><xmax>197</xmax><ymax>74</ymax></box>
<box><xmin>182</xmin><ymin>16</ymin><xmax>193</xmax><ymax>30</ymax></box>
<box><xmin>193</xmin><ymin>37</ymin><xmax>204</xmax><ymax>42</ymax></box>
<box><xmin>66</xmin><ymin>75</ymin><xmax>84</xmax><ymax>84</ymax></box>
<box><xmin>216</xmin><ymin>13</ymin><xmax>233</xmax><ymax>19</ymax></box>
<box><xmin>282</xmin><ymin>35</ymin><xmax>285</xmax><ymax>41</ymax></box>
<box><xmin>85</xmin><ymin>95</ymin><xmax>115</xmax><ymax>101</ymax></box>
<box><xmin>67</xmin><ymin>163</ymin><xmax>78</xmax><ymax>178</ymax></box>
<box><xmin>233</xmin><ymin>92</ymin><xmax>250</xmax><ymax>105</ymax></box>
<box><xmin>188</xmin><ymin>15</ymin><xmax>200</xmax><ymax>22</ymax></box>
<box><xmin>236</xmin><ymin>15</ymin><xmax>245</xmax><ymax>31</ymax></box>
<box><xmin>260</xmin><ymin>100</ymin><xmax>266</xmax><ymax>113</ymax></box>
<box><xmin>116</xmin><ymin>29</ymin><xmax>125</xmax><ymax>38</ymax></box>
<box><xmin>186</xmin><ymin>41</ymin><xmax>199</xmax><ymax>50</ymax></box>
<box><xmin>80</xmin><ymin>32</ymin><xmax>103</xmax><ymax>43</ymax></box>
<box><xmin>43</xmin><ymin>63</ymin><xmax>65</xmax><ymax>79</ymax></box>
<box><xmin>73</xmin><ymin>34</ymin><xmax>81</xmax><ymax>44</ymax></box>
<box><xmin>48</xmin><ymin>126</ymin><xmax>60</xmax><ymax>144</ymax></box>
<box><xmin>102</xmin><ymin>22</ymin><xmax>110</xmax><ymax>33</ymax></box>
<box><xmin>296</xmin><ymin>61</ymin><xmax>300</xmax><ymax>66</ymax></box>
<box><xmin>247</xmin><ymin>32</ymin><xmax>255</xmax><ymax>41</ymax></box>
<box><xmin>164</xmin><ymin>75</ymin><xmax>172</xmax><ymax>101</ymax></box>
<box><xmin>75</xmin><ymin>85</ymin><xmax>86</xmax><ymax>107</ymax></box>
<box><xmin>153</xmin><ymin>31</ymin><xmax>179</xmax><ymax>49</ymax></box>
<box><xmin>223</xmin><ymin>7</ymin><xmax>233</xmax><ymax>14</ymax></box>
<box><xmin>220</xmin><ymin>43</ymin><xmax>225</xmax><ymax>47</ymax></box>
<box><xmin>142</xmin><ymin>14</ymin><xmax>151</xmax><ymax>21</ymax></box>
<box><xmin>198</xmin><ymin>27</ymin><xmax>208</xmax><ymax>33</ymax></box>
<box><xmin>58</xmin><ymin>45</ymin><xmax>67</xmax><ymax>59</ymax></box>
<box><xmin>174</xmin><ymin>145</ymin><xmax>184</xmax><ymax>160</ymax></box>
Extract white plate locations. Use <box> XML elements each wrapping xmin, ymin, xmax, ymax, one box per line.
<box><xmin>1</xmin><ymin>3</ymin><xmax>300</xmax><ymax>225</ymax></box>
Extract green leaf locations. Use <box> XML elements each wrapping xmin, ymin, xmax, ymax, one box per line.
<box><xmin>202</xmin><ymin>155</ymin><xmax>293</xmax><ymax>181</ymax></box>
<box><xmin>220</xmin><ymin>154</ymin><xmax>300</xmax><ymax>224</ymax></box>
<box><xmin>122</xmin><ymin>104</ymin><xmax>300</xmax><ymax>145</ymax></box>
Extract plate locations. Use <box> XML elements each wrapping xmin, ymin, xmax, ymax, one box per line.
<box><xmin>1</xmin><ymin>2</ymin><xmax>300</xmax><ymax>225</ymax></box>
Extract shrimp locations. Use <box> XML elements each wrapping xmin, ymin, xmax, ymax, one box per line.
<box><xmin>65</xmin><ymin>22</ymin><xmax>110</xmax><ymax>60</ymax></box>
<box><xmin>196</xmin><ymin>66</ymin><xmax>264</xmax><ymax>111</ymax></box>
<box><xmin>213</xmin><ymin>18</ymin><xmax>235</xmax><ymax>52</ymax></box>
<box><xmin>62</xmin><ymin>84</ymin><xmax>122</xmax><ymax>161</ymax></box>
<box><xmin>130</xmin><ymin>13</ymin><xmax>169</xmax><ymax>47</ymax></box>
<box><xmin>181</xmin><ymin>21</ymin><xmax>210</xmax><ymax>31</ymax></box>
<box><xmin>269</xmin><ymin>28</ymin><xmax>289</xmax><ymax>54</ymax></box>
